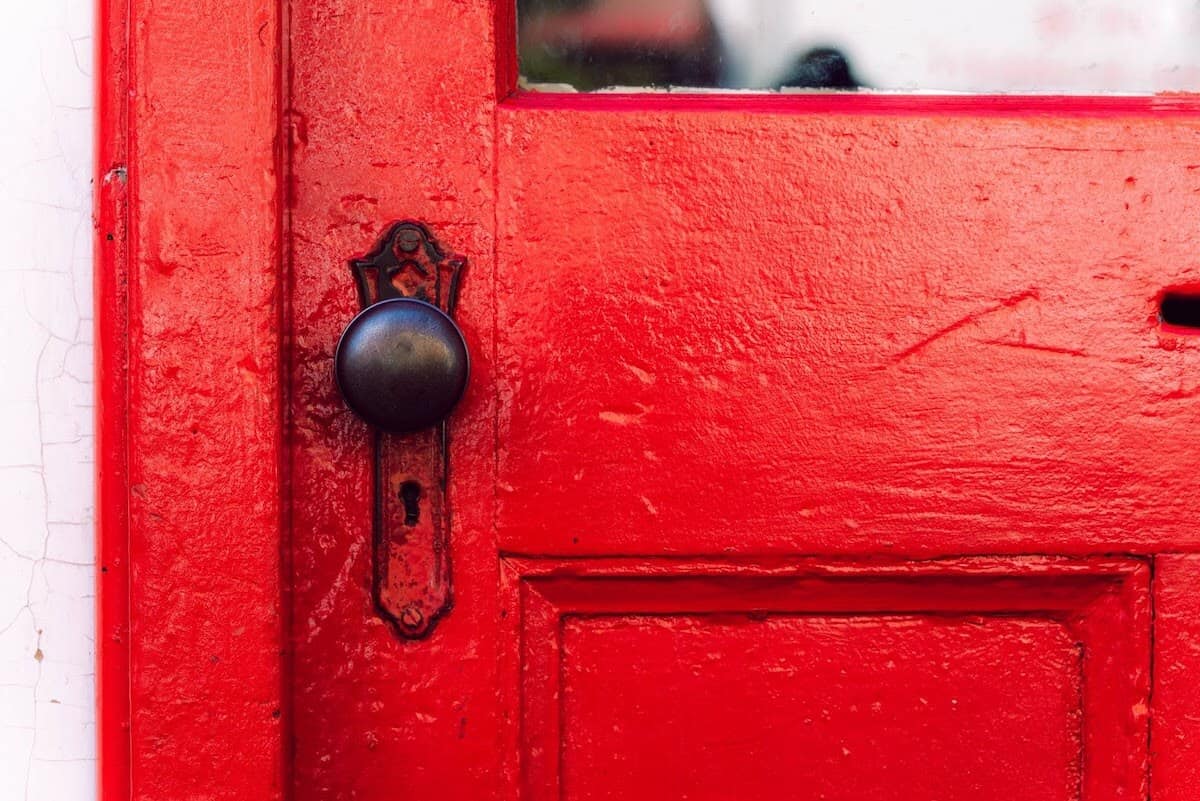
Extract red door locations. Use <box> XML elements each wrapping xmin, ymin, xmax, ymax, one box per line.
<box><xmin>98</xmin><ymin>1</ymin><xmax>1200</xmax><ymax>800</ymax></box>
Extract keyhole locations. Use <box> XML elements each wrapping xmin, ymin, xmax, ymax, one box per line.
<box><xmin>400</xmin><ymin>481</ymin><xmax>422</xmax><ymax>526</ymax></box>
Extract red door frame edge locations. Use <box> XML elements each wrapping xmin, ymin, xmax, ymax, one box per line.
<box><xmin>94</xmin><ymin>0</ymin><xmax>289</xmax><ymax>797</ymax></box>
<box><xmin>95</xmin><ymin>0</ymin><xmax>131</xmax><ymax>794</ymax></box>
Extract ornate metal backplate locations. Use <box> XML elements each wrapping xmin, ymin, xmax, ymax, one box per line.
<box><xmin>349</xmin><ymin>220</ymin><xmax>465</xmax><ymax>639</ymax></box>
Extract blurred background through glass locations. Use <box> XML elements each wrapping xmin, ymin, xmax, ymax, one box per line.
<box><xmin>518</xmin><ymin>0</ymin><xmax>1200</xmax><ymax>93</ymax></box>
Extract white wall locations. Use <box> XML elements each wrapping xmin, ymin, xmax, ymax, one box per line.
<box><xmin>0</xmin><ymin>1</ymin><xmax>96</xmax><ymax>799</ymax></box>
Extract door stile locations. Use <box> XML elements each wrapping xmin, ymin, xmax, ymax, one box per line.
<box><xmin>96</xmin><ymin>0</ymin><xmax>290</xmax><ymax>798</ymax></box>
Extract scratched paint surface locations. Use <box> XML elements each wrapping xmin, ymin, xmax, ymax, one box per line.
<box><xmin>0</xmin><ymin>1</ymin><xmax>96</xmax><ymax>799</ymax></box>
<box><xmin>495</xmin><ymin>99</ymin><xmax>1200</xmax><ymax>556</ymax></box>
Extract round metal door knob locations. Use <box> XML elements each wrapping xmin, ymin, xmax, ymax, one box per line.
<box><xmin>334</xmin><ymin>298</ymin><xmax>469</xmax><ymax>433</ymax></box>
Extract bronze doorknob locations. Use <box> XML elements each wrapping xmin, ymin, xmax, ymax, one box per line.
<box><xmin>334</xmin><ymin>297</ymin><xmax>469</xmax><ymax>433</ymax></box>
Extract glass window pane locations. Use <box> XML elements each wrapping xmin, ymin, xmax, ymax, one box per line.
<box><xmin>517</xmin><ymin>0</ymin><xmax>1200</xmax><ymax>93</ymax></box>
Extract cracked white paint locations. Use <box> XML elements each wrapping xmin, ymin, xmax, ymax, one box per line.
<box><xmin>0</xmin><ymin>0</ymin><xmax>96</xmax><ymax>799</ymax></box>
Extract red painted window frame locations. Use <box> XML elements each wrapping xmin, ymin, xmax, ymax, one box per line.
<box><xmin>95</xmin><ymin>0</ymin><xmax>1200</xmax><ymax>797</ymax></box>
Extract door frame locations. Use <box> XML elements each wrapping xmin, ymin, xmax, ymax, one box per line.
<box><xmin>96</xmin><ymin>0</ymin><xmax>1200</xmax><ymax>798</ymax></box>
<box><xmin>96</xmin><ymin>0</ymin><xmax>288</xmax><ymax>797</ymax></box>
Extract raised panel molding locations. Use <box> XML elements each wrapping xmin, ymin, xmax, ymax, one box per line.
<box><xmin>501</xmin><ymin>557</ymin><xmax>1148</xmax><ymax>801</ymax></box>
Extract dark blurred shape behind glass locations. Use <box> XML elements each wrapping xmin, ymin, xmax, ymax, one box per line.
<box><xmin>518</xmin><ymin>0</ymin><xmax>860</xmax><ymax>91</ymax></box>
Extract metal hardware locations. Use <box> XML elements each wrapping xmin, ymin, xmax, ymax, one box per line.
<box><xmin>335</xmin><ymin>220</ymin><xmax>467</xmax><ymax>639</ymax></box>
<box><xmin>335</xmin><ymin>299</ymin><xmax>469</xmax><ymax>433</ymax></box>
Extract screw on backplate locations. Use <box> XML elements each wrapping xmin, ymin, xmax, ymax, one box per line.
<box><xmin>399</xmin><ymin>604</ymin><xmax>424</xmax><ymax>631</ymax></box>
<box><xmin>396</xmin><ymin>227</ymin><xmax>422</xmax><ymax>253</ymax></box>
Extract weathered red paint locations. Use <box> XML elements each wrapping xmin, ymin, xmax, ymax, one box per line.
<box><xmin>100</xmin><ymin>0</ymin><xmax>1200</xmax><ymax>798</ymax></box>
<box><xmin>1153</xmin><ymin>556</ymin><xmax>1200</xmax><ymax>800</ymax></box>
<box><xmin>95</xmin><ymin>0</ymin><xmax>130</xmax><ymax>794</ymax></box>
<box><xmin>96</xmin><ymin>0</ymin><xmax>286</xmax><ymax>798</ymax></box>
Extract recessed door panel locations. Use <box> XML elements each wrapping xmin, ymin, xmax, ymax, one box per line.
<box><xmin>506</xmin><ymin>558</ymin><xmax>1148</xmax><ymax>801</ymax></box>
<box><xmin>563</xmin><ymin>615</ymin><xmax>1076</xmax><ymax>801</ymax></box>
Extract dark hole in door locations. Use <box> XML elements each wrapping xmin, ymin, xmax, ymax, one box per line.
<box><xmin>1160</xmin><ymin>291</ymin><xmax>1200</xmax><ymax>332</ymax></box>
